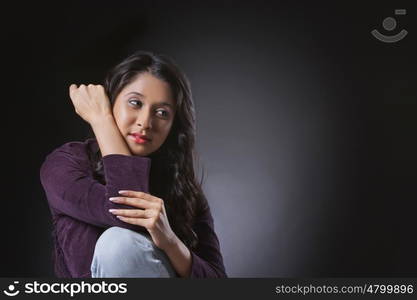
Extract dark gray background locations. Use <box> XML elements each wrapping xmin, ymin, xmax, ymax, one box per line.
<box><xmin>3</xmin><ymin>0</ymin><xmax>416</xmax><ymax>277</ymax></box>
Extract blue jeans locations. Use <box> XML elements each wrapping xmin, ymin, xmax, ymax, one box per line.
<box><xmin>91</xmin><ymin>227</ymin><xmax>178</xmax><ymax>278</ymax></box>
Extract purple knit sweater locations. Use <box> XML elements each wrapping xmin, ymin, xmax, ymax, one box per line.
<box><xmin>39</xmin><ymin>138</ymin><xmax>227</xmax><ymax>278</ymax></box>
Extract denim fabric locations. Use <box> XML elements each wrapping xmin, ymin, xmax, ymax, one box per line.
<box><xmin>91</xmin><ymin>227</ymin><xmax>177</xmax><ymax>278</ymax></box>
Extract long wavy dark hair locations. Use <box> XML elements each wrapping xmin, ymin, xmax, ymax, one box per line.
<box><xmin>86</xmin><ymin>50</ymin><xmax>208</xmax><ymax>251</ymax></box>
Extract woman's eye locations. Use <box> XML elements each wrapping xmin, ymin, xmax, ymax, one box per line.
<box><xmin>156</xmin><ymin>110</ymin><xmax>169</xmax><ymax>118</ymax></box>
<box><xmin>128</xmin><ymin>99</ymin><xmax>142</xmax><ymax>107</ymax></box>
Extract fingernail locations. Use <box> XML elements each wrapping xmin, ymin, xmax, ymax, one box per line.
<box><xmin>109</xmin><ymin>209</ymin><xmax>116</xmax><ymax>213</ymax></box>
<box><xmin>109</xmin><ymin>197</ymin><xmax>118</xmax><ymax>201</ymax></box>
<box><xmin>118</xmin><ymin>190</ymin><xmax>128</xmax><ymax>194</ymax></box>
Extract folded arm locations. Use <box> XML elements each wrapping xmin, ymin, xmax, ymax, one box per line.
<box><xmin>40</xmin><ymin>144</ymin><xmax>151</xmax><ymax>232</ymax></box>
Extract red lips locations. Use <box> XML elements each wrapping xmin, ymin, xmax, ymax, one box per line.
<box><xmin>130</xmin><ymin>133</ymin><xmax>151</xmax><ymax>141</ymax></box>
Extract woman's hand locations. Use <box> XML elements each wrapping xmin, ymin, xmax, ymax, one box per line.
<box><xmin>69</xmin><ymin>84</ymin><xmax>112</xmax><ymax>124</ymax></box>
<box><xmin>109</xmin><ymin>190</ymin><xmax>178</xmax><ymax>251</ymax></box>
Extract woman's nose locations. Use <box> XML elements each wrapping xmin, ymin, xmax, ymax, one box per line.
<box><xmin>136</xmin><ymin>111</ymin><xmax>153</xmax><ymax>130</ymax></box>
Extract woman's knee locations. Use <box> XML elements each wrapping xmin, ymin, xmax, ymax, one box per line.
<box><xmin>91</xmin><ymin>226</ymin><xmax>176</xmax><ymax>278</ymax></box>
<box><xmin>95</xmin><ymin>226</ymin><xmax>153</xmax><ymax>256</ymax></box>
<box><xmin>92</xmin><ymin>226</ymin><xmax>153</xmax><ymax>269</ymax></box>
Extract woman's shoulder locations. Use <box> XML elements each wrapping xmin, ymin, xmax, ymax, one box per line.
<box><xmin>44</xmin><ymin>138</ymin><xmax>98</xmax><ymax>163</ymax></box>
<box><xmin>39</xmin><ymin>138</ymin><xmax>101</xmax><ymax>185</ymax></box>
<box><xmin>195</xmin><ymin>193</ymin><xmax>212</xmax><ymax>221</ymax></box>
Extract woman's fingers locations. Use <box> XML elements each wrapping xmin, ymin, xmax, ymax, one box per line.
<box><xmin>68</xmin><ymin>83</ymin><xmax>104</xmax><ymax>97</ymax></box>
<box><xmin>114</xmin><ymin>216</ymin><xmax>151</xmax><ymax>227</ymax></box>
<box><xmin>69</xmin><ymin>84</ymin><xmax>77</xmax><ymax>93</ymax></box>
<box><xmin>109</xmin><ymin>196</ymin><xmax>158</xmax><ymax>209</ymax></box>
<box><xmin>109</xmin><ymin>208</ymin><xmax>155</xmax><ymax>218</ymax></box>
<box><xmin>67</xmin><ymin>83</ymin><xmax>111</xmax><ymax>124</ymax></box>
<box><xmin>118</xmin><ymin>190</ymin><xmax>161</xmax><ymax>203</ymax></box>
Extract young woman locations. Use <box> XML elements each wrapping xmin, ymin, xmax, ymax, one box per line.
<box><xmin>40</xmin><ymin>51</ymin><xmax>227</xmax><ymax>278</ymax></box>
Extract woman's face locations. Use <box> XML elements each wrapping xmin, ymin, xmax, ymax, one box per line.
<box><xmin>112</xmin><ymin>72</ymin><xmax>176</xmax><ymax>156</ymax></box>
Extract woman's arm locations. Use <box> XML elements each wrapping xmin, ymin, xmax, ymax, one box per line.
<box><xmin>105</xmin><ymin>191</ymin><xmax>227</xmax><ymax>278</ymax></box>
<box><xmin>40</xmin><ymin>142</ymin><xmax>151</xmax><ymax>231</ymax></box>
<box><xmin>90</xmin><ymin>115</ymin><xmax>131</xmax><ymax>157</ymax></box>
<box><xmin>162</xmin><ymin>205</ymin><xmax>227</xmax><ymax>278</ymax></box>
<box><xmin>69</xmin><ymin>83</ymin><xmax>131</xmax><ymax>157</ymax></box>
<box><xmin>164</xmin><ymin>236</ymin><xmax>192</xmax><ymax>277</ymax></box>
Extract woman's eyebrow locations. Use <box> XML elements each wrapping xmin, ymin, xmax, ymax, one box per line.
<box><xmin>126</xmin><ymin>91</ymin><xmax>145</xmax><ymax>97</ymax></box>
<box><xmin>126</xmin><ymin>91</ymin><xmax>173</xmax><ymax>108</ymax></box>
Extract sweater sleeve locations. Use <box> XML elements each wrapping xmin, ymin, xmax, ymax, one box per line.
<box><xmin>39</xmin><ymin>142</ymin><xmax>151</xmax><ymax>232</ymax></box>
<box><xmin>189</xmin><ymin>206</ymin><xmax>227</xmax><ymax>278</ymax></box>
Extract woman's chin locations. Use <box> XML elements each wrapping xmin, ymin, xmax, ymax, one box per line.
<box><xmin>129</xmin><ymin>148</ymin><xmax>149</xmax><ymax>157</ymax></box>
